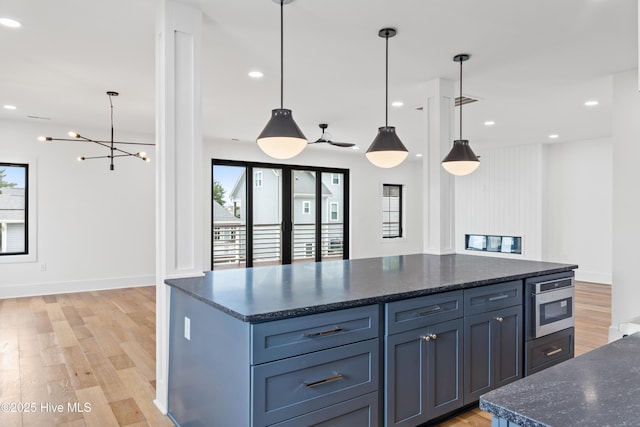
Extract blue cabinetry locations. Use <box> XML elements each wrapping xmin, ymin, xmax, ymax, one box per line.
<box><xmin>463</xmin><ymin>283</ymin><xmax>523</xmax><ymax>405</ymax></box>
<box><xmin>168</xmin><ymin>289</ymin><xmax>380</xmax><ymax>427</ymax></box>
<box><xmin>384</xmin><ymin>291</ymin><xmax>464</xmax><ymax>426</ymax></box>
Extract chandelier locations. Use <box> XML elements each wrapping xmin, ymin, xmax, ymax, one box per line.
<box><xmin>39</xmin><ymin>91</ymin><xmax>154</xmax><ymax>171</ymax></box>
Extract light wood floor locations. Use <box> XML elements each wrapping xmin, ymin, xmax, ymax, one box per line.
<box><xmin>435</xmin><ymin>281</ymin><xmax>612</xmax><ymax>427</ymax></box>
<box><xmin>0</xmin><ymin>286</ymin><xmax>174</xmax><ymax>427</ymax></box>
<box><xmin>0</xmin><ymin>281</ymin><xmax>610</xmax><ymax>427</ymax></box>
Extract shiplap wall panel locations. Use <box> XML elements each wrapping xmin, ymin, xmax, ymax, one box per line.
<box><xmin>455</xmin><ymin>144</ymin><xmax>543</xmax><ymax>260</ymax></box>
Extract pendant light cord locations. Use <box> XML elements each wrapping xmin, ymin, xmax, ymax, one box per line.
<box><xmin>280</xmin><ymin>0</ymin><xmax>284</xmax><ymax>109</ymax></box>
<box><xmin>459</xmin><ymin>58</ymin><xmax>463</xmax><ymax>140</ymax></box>
<box><xmin>385</xmin><ymin>31</ymin><xmax>389</xmax><ymax>127</ymax></box>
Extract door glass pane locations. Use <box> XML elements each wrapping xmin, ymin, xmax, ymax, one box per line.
<box><xmin>321</xmin><ymin>172</ymin><xmax>344</xmax><ymax>260</ymax></box>
<box><xmin>292</xmin><ymin>170</ymin><xmax>316</xmax><ymax>263</ymax></box>
<box><xmin>253</xmin><ymin>167</ymin><xmax>282</xmax><ymax>266</ymax></box>
<box><xmin>0</xmin><ymin>164</ymin><xmax>27</xmax><ymax>255</ymax></box>
<box><xmin>212</xmin><ymin>165</ymin><xmax>246</xmax><ymax>269</ymax></box>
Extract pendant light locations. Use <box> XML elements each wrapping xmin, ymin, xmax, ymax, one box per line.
<box><xmin>256</xmin><ymin>0</ymin><xmax>307</xmax><ymax>160</ymax></box>
<box><xmin>442</xmin><ymin>54</ymin><xmax>480</xmax><ymax>176</ymax></box>
<box><xmin>366</xmin><ymin>28</ymin><xmax>408</xmax><ymax>168</ymax></box>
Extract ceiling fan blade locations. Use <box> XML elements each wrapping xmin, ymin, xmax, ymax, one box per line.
<box><xmin>309</xmin><ymin>138</ymin><xmax>329</xmax><ymax>144</ymax></box>
<box><xmin>328</xmin><ymin>141</ymin><xmax>355</xmax><ymax>148</ymax></box>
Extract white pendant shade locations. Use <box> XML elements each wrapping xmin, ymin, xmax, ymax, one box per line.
<box><xmin>257</xmin><ymin>136</ymin><xmax>307</xmax><ymax>159</ymax></box>
<box><xmin>441</xmin><ymin>160</ymin><xmax>480</xmax><ymax>176</ymax></box>
<box><xmin>366</xmin><ymin>150</ymin><xmax>409</xmax><ymax>168</ymax></box>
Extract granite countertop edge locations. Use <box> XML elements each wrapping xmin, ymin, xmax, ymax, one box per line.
<box><xmin>166</xmin><ymin>263</ymin><xmax>577</xmax><ymax>323</ymax></box>
<box><xmin>479</xmin><ymin>399</ymin><xmax>550</xmax><ymax>427</ymax></box>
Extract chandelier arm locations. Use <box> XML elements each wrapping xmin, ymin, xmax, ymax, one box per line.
<box><xmin>91</xmin><ymin>140</ymin><xmax>155</xmax><ymax>146</ymax></box>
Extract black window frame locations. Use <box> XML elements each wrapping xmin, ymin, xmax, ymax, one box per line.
<box><xmin>212</xmin><ymin>159</ymin><xmax>349</xmax><ymax>269</ymax></box>
<box><xmin>0</xmin><ymin>162</ymin><xmax>29</xmax><ymax>256</ymax></box>
<box><xmin>382</xmin><ymin>183</ymin><xmax>403</xmax><ymax>239</ymax></box>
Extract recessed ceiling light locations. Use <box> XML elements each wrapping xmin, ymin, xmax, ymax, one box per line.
<box><xmin>549</xmin><ymin>134</ymin><xmax>559</xmax><ymax>139</ymax></box>
<box><xmin>391</xmin><ymin>101</ymin><xmax>404</xmax><ymax>107</ymax></box>
<box><xmin>0</xmin><ymin>18</ymin><xmax>21</xmax><ymax>28</ymax></box>
<box><xmin>484</xmin><ymin>121</ymin><xmax>495</xmax><ymax>126</ymax></box>
<box><xmin>584</xmin><ymin>100</ymin><xmax>599</xmax><ymax>107</ymax></box>
<box><xmin>415</xmin><ymin>153</ymin><xmax>423</xmax><ymax>157</ymax></box>
<box><xmin>351</xmin><ymin>146</ymin><xmax>359</xmax><ymax>150</ymax></box>
<box><xmin>248</xmin><ymin>71</ymin><xmax>264</xmax><ymax>79</ymax></box>
<box><xmin>3</xmin><ymin>105</ymin><xmax>16</xmax><ymax>110</ymax></box>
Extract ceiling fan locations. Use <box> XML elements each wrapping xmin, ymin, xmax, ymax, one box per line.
<box><xmin>309</xmin><ymin>123</ymin><xmax>355</xmax><ymax>148</ymax></box>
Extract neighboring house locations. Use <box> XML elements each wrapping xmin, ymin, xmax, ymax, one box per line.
<box><xmin>212</xmin><ymin>201</ymin><xmax>244</xmax><ymax>267</ymax></box>
<box><xmin>225</xmin><ymin>170</ymin><xmax>344</xmax><ymax>262</ymax></box>
<box><xmin>0</xmin><ymin>188</ymin><xmax>26</xmax><ymax>253</ymax></box>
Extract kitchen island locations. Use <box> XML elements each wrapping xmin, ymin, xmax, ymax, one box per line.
<box><xmin>165</xmin><ymin>254</ymin><xmax>577</xmax><ymax>427</ymax></box>
<box><xmin>480</xmin><ymin>332</ymin><xmax>640</xmax><ymax>427</ymax></box>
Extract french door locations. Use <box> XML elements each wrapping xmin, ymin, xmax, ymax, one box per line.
<box><xmin>212</xmin><ymin>160</ymin><xmax>349</xmax><ymax>269</ymax></box>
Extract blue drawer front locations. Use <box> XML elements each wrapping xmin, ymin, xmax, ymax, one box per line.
<box><xmin>251</xmin><ymin>305</ymin><xmax>379</xmax><ymax>364</ymax></box>
<box><xmin>252</xmin><ymin>339</ymin><xmax>379</xmax><ymax>426</ymax></box>
<box><xmin>464</xmin><ymin>281</ymin><xmax>522</xmax><ymax>315</ymax></box>
<box><xmin>270</xmin><ymin>392</ymin><xmax>379</xmax><ymax>427</ymax></box>
<box><xmin>386</xmin><ymin>290</ymin><xmax>463</xmax><ymax>335</ymax></box>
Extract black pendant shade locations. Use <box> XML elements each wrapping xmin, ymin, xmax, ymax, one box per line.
<box><xmin>442</xmin><ymin>54</ymin><xmax>480</xmax><ymax>176</ymax></box>
<box><xmin>366</xmin><ymin>28</ymin><xmax>408</xmax><ymax>168</ymax></box>
<box><xmin>257</xmin><ymin>108</ymin><xmax>307</xmax><ymax>159</ymax></box>
<box><xmin>366</xmin><ymin>126</ymin><xmax>409</xmax><ymax>168</ymax></box>
<box><xmin>256</xmin><ymin>0</ymin><xmax>307</xmax><ymax>159</ymax></box>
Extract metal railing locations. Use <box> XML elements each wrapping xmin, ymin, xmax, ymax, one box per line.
<box><xmin>212</xmin><ymin>222</ymin><xmax>344</xmax><ymax>268</ymax></box>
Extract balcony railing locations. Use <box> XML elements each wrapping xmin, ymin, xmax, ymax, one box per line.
<box><xmin>212</xmin><ymin>222</ymin><xmax>344</xmax><ymax>268</ymax></box>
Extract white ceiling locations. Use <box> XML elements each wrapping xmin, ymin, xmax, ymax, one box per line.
<box><xmin>0</xmin><ymin>0</ymin><xmax>637</xmax><ymax>159</ymax></box>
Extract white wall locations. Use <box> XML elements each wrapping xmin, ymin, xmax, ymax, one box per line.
<box><xmin>0</xmin><ymin>119</ymin><xmax>155</xmax><ymax>297</ymax></box>
<box><xmin>542</xmin><ymin>138</ymin><xmax>612</xmax><ymax>284</ymax></box>
<box><xmin>455</xmin><ymin>144</ymin><xmax>543</xmax><ymax>260</ymax></box>
<box><xmin>612</xmin><ymin>68</ymin><xmax>640</xmax><ymax>328</ymax></box>
<box><xmin>202</xmin><ymin>138</ymin><xmax>424</xmax><ymax>266</ymax></box>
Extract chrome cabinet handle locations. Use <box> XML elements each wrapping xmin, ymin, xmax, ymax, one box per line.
<box><xmin>546</xmin><ymin>347</ymin><xmax>562</xmax><ymax>356</ymax></box>
<box><xmin>421</xmin><ymin>333</ymin><xmax>438</xmax><ymax>342</ymax></box>
<box><xmin>495</xmin><ymin>316</ymin><xmax>504</xmax><ymax>322</ymax></box>
<box><xmin>488</xmin><ymin>294</ymin><xmax>509</xmax><ymax>302</ymax></box>
<box><xmin>416</xmin><ymin>305</ymin><xmax>442</xmax><ymax>317</ymax></box>
<box><xmin>304</xmin><ymin>374</ymin><xmax>344</xmax><ymax>388</ymax></box>
<box><xmin>305</xmin><ymin>327</ymin><xmax>343</xmax><ymax>338</ymax></box>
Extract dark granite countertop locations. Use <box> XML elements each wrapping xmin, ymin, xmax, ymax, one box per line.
<box><xmin>165</xmin><ymin>253</ymin><xmax>576</xmax><ymax>322</ymax></box>
<box><xmin>480</xmin><ymin>333</ymin><xmax>640</xmax><ymax>427</ymax></box>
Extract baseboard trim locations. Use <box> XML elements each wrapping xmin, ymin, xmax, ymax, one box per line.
<box><xmin>574</xmin><ymin>270</ymin><xmax>611</xmax><ymax>285</ymax></box>
<box><xmin>0</xmin><ymin>275</ymin><xmax>155</xmax><ymax>298</ymax></box>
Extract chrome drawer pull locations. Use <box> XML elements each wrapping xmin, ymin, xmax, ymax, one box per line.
<box><xmin>421</xmin><ymin>333</ymin><xmax>438</xmax><ymax>342</ymax></box>
<box><xmin>305</xmin><ymin>327</ymin><xmax>343</xmax><ymax>338</ymax></box>
<box><xmin>545</xmin><ymin>347</ymin><xmax>562</xmax><ymax>356</ymax></box>
<box><xmin>304</xmin><ymin>374</ymin><xmax>344</xmax><ymax>388</ymax></box>
<box><xmin>416</xmin><ymin>306</ymin><xmax>442</xmax><ymax>317</ymax></box>
<box><xmin>495</xmin><ymin>316</ymin><xmax>504</xmax><ymax>322</ymax></box>
<box><xmin>488</xmin><ymin>294</ymin><xmax>509</xmax><ymax>302</ymax></box>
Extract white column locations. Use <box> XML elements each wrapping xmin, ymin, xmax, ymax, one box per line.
<box><xmin>422</xmin><ymin>78</ymin><xmax>456</xmax><ymax>254</ymax></box>
<box><xmin>155</xmin><ymin>0</ymin><xmax>203</xmax><ymax>413</ymax></box>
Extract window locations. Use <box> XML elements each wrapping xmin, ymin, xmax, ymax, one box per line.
<box><xmin>212</xmin><ymin>160</ymin><xmax>349</xmax><ymax>269</ymax></box>
<box><xmin>0</xmin><ymin>163</ymin><xmax>28</xmax><ymax>255</ymax></box>
<box><xmin>382</xmin><ymin>184</ymin><xmax>402</xmax><ymax>238</ymax></box>
<box><xmin>330</xmin><ymin>202</ymin><xmax>339</xmax><ymax>221</ymax></box>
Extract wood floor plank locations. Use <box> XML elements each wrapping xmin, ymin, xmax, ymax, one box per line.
<box><xmin>74</xmin><ymin>385</ymin><xmax>120</xmax><ymax>427</ymax></box>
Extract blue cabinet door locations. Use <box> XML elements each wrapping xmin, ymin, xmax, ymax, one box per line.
<box><xmin>385</xmin><ymin>318</ymin><xmax>463</xmax><ymax>426</ymax></box>
<box><xmin>463</xmin><ymin>305</ymin><xmax>523</xmax><ymax>404</ymax></box>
